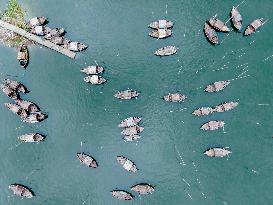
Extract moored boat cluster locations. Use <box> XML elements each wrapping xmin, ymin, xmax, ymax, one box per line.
<box><xmin>81</xmin><ymin>65</ymin><xmax>106</xmax><ymax>85</ymax></box>
<box><xmin>204</xmin><ymin>6</ymin><xmax>266</xmax><ymax>45</ymax></box>
<box><xmin>118</xmin><ymin>117</ymin><xmax>143</xmax><ymax>141</ymax></box>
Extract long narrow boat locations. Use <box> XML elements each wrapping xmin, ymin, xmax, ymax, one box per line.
<box><xmin>149</xmin><ymin>29</ymin><xmax>172</xmax><ymax>39</ymax></box>
<box><xmin>192</xmin><ymin>107</ymin><xmax>214</xmax><ymax>116</ymax></box>
<box><xmin>27</xmin><ymin>16</ymin><xmax>47</xmax><ymax>27</ymax></box>
<box><xmin>15</xmin><ymin>99</ymin><xmax>40</xmax><ymax>113</ymax></box>
<box><xmin>214</xmin><ymin>101</ymin><xmax>238</xmax><ymax>113</ymax></box>
<box><xmin>204</xmin><ymin>147</ymin><xmax>231</xmax><ymax>157</ymax></box>
<box><xmin>154</xmin><ymin>46</ymin><xmax>177</xmax><ymax>57</ymax></box>
<box><xmin>19</xmin><ymin>133</ymin><xmax>45</xmax><ymax>143</ymax></box>
<box><xmin>17</xmin><ymin>45</ymin><xmax>29</xmax><ymax>68</ymax></box>
<box><xmin>77</xmin><ymin>153</ymin><xmax>98</xmax><ymax>168</ymax></box>
<box><xmin>111</xmin><ymin>190</ymin><xmax>134</xmax><ymax>201</ymax></box>
<box><xmin>200</xmin><ymin>120</ymin><xmax>225</xmax><ymax>131</ymax></box>
<box><xmin>121</xmin><ymin>126</ymin><xmax>144</xmax><ymax>136</ymax></box>
<box><xmin>0</xmin><ymin>84</ymin><xmax>18</xmax><ymax>99</ymax></box>
<box><xmin>4</xmin><ymin>79</ymin><xmax>28</xmax><ymax>93</ymax></box>
<box><xmin>209</xmin><ymin>16</ymin><xmax>230</xmax><ymax>32</ymax></box>
<box><xmin>131</xmin><ymin>183</ymin><xmax>155</xmax><ymax>195</ymax></box>
<box><xmin>231</xmin><ymin>6</ymin><xmax>243</xmax><ymax>30</ymax></box>
<box><xmin>149</xmin><ymin>19</ymin><xmax>173</xmax><ymax>29</ymax></box>
<box><xmin>81</xmin><ymin>66</ymin><xmax>104</xmax><ymax>75</ymax></box>
<box><xmin>244</xmin><ymin>18</ymin><xmax>265</xmax><ymax>36</ymax></box>
<box><xmin>9</xmin><ymin>184</ymin><xmax>34</xmax><ymax>198</ymax></box>
<box><xmin>116</xmin><ymin>156</ymin><xmax>138</xmax><ymax>173</ymax></box>
<box><xmin>163</xmin><ymin>92</ymin><xmax>186</xmax><ymax>102</ymax></box>
<box><xmin>204</xmin><ymin>23</ymin><xmax>218</xmax><ymax>44</ymax></box>
<box><xmin>204</xmin><ymin>80</ymin><xmax>230</xmax><ymax>92</ymax></box>
<box><xmin>114</xmin><ymin>90</ymin><xmax>140</xmax><ymax>100</ymax></box>
<box><xmin>118</xmin><ymin>117</ymin><xmax>141</xmax><ymax>128</ymax></box>
<box><xmin>4</xmin><ymin>103</ymin><xmax>28</xmax><ymax>118</ymax></box>
<box><xmin>83</xmin><ymin>75</ymin><xmax>106</xmax><ymax>85</ymax></box>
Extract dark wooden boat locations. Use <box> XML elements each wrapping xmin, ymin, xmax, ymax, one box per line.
<box><xmin>116</xmin><ymin>156</ymin><xmax>137</xmax><ymax>173</ymax></box>
<box><xmin>4</xmin><ymin>103</ymin><xmax>28</xmax><ymax>118</ymax></box>
<box><xmin>0</xmin><ymin>84</ymin><xmax>19</xmax><ymax>99</ymax></box>
<box><xmin>15</xmin><ymin>99</ymin><xmax>40</xmax><ymax>113</ymax></box>
<box><xmin>17</xmin><ymin>45</ymin><xmax>29</xmax><ymax>68</ymax></box>
<box><xmin>27</xmin><ymin>16</ymin><xmax>47</xmax><ymax>27</ymax></box>
<box><xmin>44</xmin><ymin>28</ymin><xmax>65</xmax><ymax>39</ymax></box>
<box><xmin>209</xmin><ymin>16</ymin><xmax>230</xmax><ymax>32</ymax></box>
<box><xmin>22</xmin><ymin>112</ymin><xmax>47</xmax><ymax>123</ymax></box>
<box><xmin>4</xmin><ymin>79</ymin><xmax>28</xmax><ymax>93</ymax></box>
<box><xmin>204</xmin><ymin>22</ymin><xmax>218</xmax><ymax>44</ymax></box>
<box><xmin>244</xmin><ymin>18</ymin><xmax>265</xmax><ymax>36</ymax></box>
<box><xmin>131</xmin><ymin>183</ymin><xmax>154</xmax><ymax>195</ymax></box>
<box><xmin>231</xmin><ymin>6</ymin><xmax>243</xmax><ymax>30</ymax></box>
<box><xmin>204</xmin><ymin>147</ymin><xmax>231</xmax><ymax>157</ymax></box>
<box><xmin>77</xmin><ymin>153</ymin><xmax>98</xmax><ymax>168</ymax></box>
<box><xmin>9</xmin><ymin>184</ymin><xmax>34</xmax><ymax>198</ymax></box>
<box><xmin>111</xmin><ymin>190</ymin><xmax>134</xmax><ymax>200</ymax></box>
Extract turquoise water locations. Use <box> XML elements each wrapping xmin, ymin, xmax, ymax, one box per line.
<box><xmin>0</xmin><ymin>0</ymin><xmax>273</xmax><ymax>204</ymax></box>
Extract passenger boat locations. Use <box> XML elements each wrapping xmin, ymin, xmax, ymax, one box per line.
<box><xmin>83</xmin><ymin>75</ymin><xmax>106</xmax><ymax>85</ymax></box>
<box><xmin>80</xmin><ymin>66</ymin><xmax>104</xmax><ymax>75</ymax></box>
<box><xmin>149</xmin><ymin>19</ymin><xmax>173</xmax><ymax>29</ymax></box>
<box><xmin>15</xmin><ymin>99</ymin><xmax>40</xmax><ymax>113</ymax></box>
<box><xmin>9</xmin><ymin>184</ymin><xmax>34</xmax><ymax>198</ymax></box>
<box><xmin>77</xmin><ymin>153</ymin><xmax>98</xmax><ymax>168</ymax></box>
<box><xmin>131</xmin><ymin>183</ymin><xmax>154</xmax><ymax>195</ymax></box>
<box><xmin>204</xmin><ymin>80</ymin><xmax>230</xmax><ymax>92</ymax></box>
<box><xmin>154</xmin><ymin>46</ymin><xmax>177</xmax><ymax>57</ymax></box>
<box><xmin>4</xmin><ymin>79</ymin><xmax>28</xmax><ymax>93</ymax></box>
<box><xmin>19</xmin><ymin>133</ymin><xmax>45</xmax><ymax>143</ymax></box>
<box><xmin>4</xmin><ymin>103</ymin><xmax>28</xmax><ymax>118</ymax></box>
<box><xmin>121</xmin><ymin>126</ymin><xmax>144</xmax><ymax>136</ymax></box>
<box><xmin>214</xmin><ymin>101</ymin><xmax>238</xmax><ymax>113</ymax></box>
<box><xmin>200</xmin><ymin>120</ymin><xmax>225</xmax><ymax>131</ymax></box>
<box><xmin>116</xmin><ymin>156</ymin><xmax>138</xmax><ymax>173</ymax></box>
<box><xmin>244</xmin><ymin>18</ymin><xmax>265</xmax><ymax>36</ymax></box>
<box><xmin>204</xmin><ymin>147</ymin><xmax>231</xmax><ymax>157</ymax></box>
<box><xmin>163</xmin><ymin>92</ymin><xmax>186</xmax><ymax>102</ymax></box>
<box><xmin>17</xmin><ymin>45</ymin><xmax>29</xmax><ymax>68</ymax></box>
<box><xmin>192</xmin><ymin>107</ymin><xmax>214</xmax><ymax>116</ymax></box>
<box><xmin>64</xmin><ymin>41</ymin><xmax>88</xmax><ymax>52</ymax></box>
<box><xmin>209</xmin><ymin>16</ymin><xmax>230</xmax><ymax>32</ymax></box>
<box><xmin>149</xmin><ymin>29</ymin><xmax>172</xmax><ymax>39</ymax></box>
<box><xmin>0</xmin><ymin>84</ymin><xmax>18</xmax><ymax>99</ymax></box>
<box><xmin>22</xmin><ymin>112</ymin><xmax>47</xmax><ymax>123</ymax></box>
<box><xmin>118</xmin><ymin>117</ymin><xmax>141</xmax><ymax>128</ymax></box>
<box><xmin>123</xmin><ymin>135</ymin><xmax>141</xmax><ymax>142</ymax></box>
<box><xmin>111</xmin><ymin>190</ymin><xmax>134</xmax><ymax>201</ymax></box>
<box><xmin>204</xmin><ymin>23</ymin><xmax>218</xmax><ymax>44</ymax></box>
<box><xmin>27</xmin><ymin>16</ymin><xmax>46</xmax><ymax>27</ymax></box>
<box><xmin>114</xmin><ymin>90</ymin><xmax>140</xmax><ymax>100</ymax></box>
<box><xmin>231</xmin><ymin>6</ymin><xmax>243</xmax><ymax>30</ymax></box>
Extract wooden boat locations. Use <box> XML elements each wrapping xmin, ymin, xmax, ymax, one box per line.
<box><xmin>123</xmin><ymin>135</ymin><xmax>141</xmax><ymax>142</ymax></box>
<box><xmin>131</xmin><ymin>183</ymin><xmax>154</xmax><ymax>195</ymax></box>
<box><xmin>4</xmin><ymin>79</ymin><xmax>28</xmax><ymax>93</ymax></box>
<box><xmin>214</xmin><ymin>101</ymin><xmax>238</xmax><ymax>113</ymax></box>
<box><xmin>192</xmin><ymin>107</ymin><xmax>214</xmax><ymax>116</ymax></box>
<box><xmin>49</xmin><ymin>36</ymin><xmax>65</xmax><ymax>45</ymax></box>
<box><xmin>83</xmin><ymin>75</ymin><xmax>106</xmax><ymax>85</ymax></box>
<box><xmin>30</xmin><ymin>26</ymin><xmax>50</xmax><ymax>36</ymax></box>
<box><xmin>4</xmin><ymin>103</ymin><xmax>28</xmax><ymax>118</ymax></box>
<box><xmin>116</xmin><ymin>156</ymin><xmax>138</xmax><ymax>173</ymax></box>
<box><xmin>27</xmin><ymin>16</ymin><xmax>46</xmax><ymax>27</ymax></box>
<box><xmin>209</xmin><ymin>16</ymin><xmax>230</xmax><ymax>32</ymax></box>
<box><xmin>204</xmin><ymin>147</ymin><xmax>231</xmax><ymax>157</ymax></box>
<box><xmin>114</xmin><ymin>90</ymin><xmax>140</xmax><ymax>100</ymax></box>
<box><xmin>64</xmin><ymin>41</ymin><xmax>88</xmax><ymax>52</ymax></box>
<box><xmin>0</xmin><ymin>84</ymin><xmax>18</xmax><ymax>99</ymax></box>
<box><xmin>200</xmin><ymin>120</ymin><xmax>225</xmax><ymax>131</ymax></box>
<box><xmin>15</xmin><ymin>99</ymin><xmax>40</xmax><ymax>113</ymax></box>
<box><xmin>44</xmin><ymin>28</ymin><xmax>65</xmax><ymax>40</ymax></box>
<box><xmin>121</xmin><ymin>126</ymin><xmax>144</xmax><ymax>136</ymax></box>
<box><xmin>149</xmin><ymin>29</ymin><xmax>172</xmax><ymax>39</ymax></box>
<box><xmin>80</xmin><ymin>66</ymin><xmax>104</xmax><ymax>75</ymax></box>
<box><xmin>204</xmin><ymin>23</ymin><xmax>218</xmax><ymax>44</ymax></box>
<box><xmin>19</xmin><ymin>133</ymin><xmax>45</xmax><ymax>143</ymax></box>
<box><xmin>111</xmin><ymin>190</ymin><xmax>134</xmax><ymax>201</ymax></box>
<box><xmin>163</xmin><ymin>92</ymin><xmax>186</xmax><ymax>102</ymax></box>
<box><xmin>22</xmin><ymin>112</ymin><xmax>47</xmax><ymax>123</ymax></box>
<box><xmin>205</xmin><ymin>80</ymin><xmax>230</xmax><ymax>92</ymax></box>
<box><xmin>77</xmin><ymin>153</ymin><xmax>98</xmax><ymax>168</ymax></box>
<box><xmin>244</xmin><ymin>18</ymin><xmax>265</xmax><ymax>36</ymax></box>
<box><xmin>149</xmin><ymin>19</ymin><xmax>173</xmax><ymax>29</ymax></box>
<box><xmin>154</xmin><ymin>46</ymin><xmax>177</xmax><ymax>57</ymax></box>
<box><xmin>231</xmin><ymin>6</ymin><xmax>243</xmax><ymax>30</ymax></box>
<box><xmin>17</xmin><ymin>45</ymin><xmax>29</xmax><ymax>68</ymax></box>
<box><xmin>9</xmin><ymin>184</ymin><xmax>34</xmax><ymax>198</ymax></box>
<box><xmin>118</xmin><ymin>117</ymin><xmax>141</xmax><ymax>128</ymax></box>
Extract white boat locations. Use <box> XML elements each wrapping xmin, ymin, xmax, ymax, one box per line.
<box><xmin>154</xmin><ymin>46</ymin><xmax>177</xmax><ymax>56</ymax></box>
<box><xmin>149</xmin><ymin>19</ymin><xmax>173</xmax><ymax>29</ymax></box>
<box><xmin>80</xmin><ymin>66</ymin><xmax>104</xmax><ymax>75</ymax></box>
<box><xmin>116</xmin><ymin>156</ymin><xmax>137</xmax><ymax>173</ymax></box>
<box><xmin>204</xmin><ymin>147</ymin><xmax>231</xmax><ymax>157</ymax></box>
<box><xmin>83</xmin><ymin>75</ymin><xmax>106</xmax><ymax>85</ymax></box>
<box><xmin>118</xmin><ymin>117</ymin><xmax>141</xmax><ymax>128</ymax></box>
<box><xmin>19</xmin><ymin>133</ymin><xmax>45</xmax><ymax>142</ymax></box>
<box><xmin>149</xmin><ymin>29</ymin><xmax>172</xmax><ymax>39</ymax></box>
